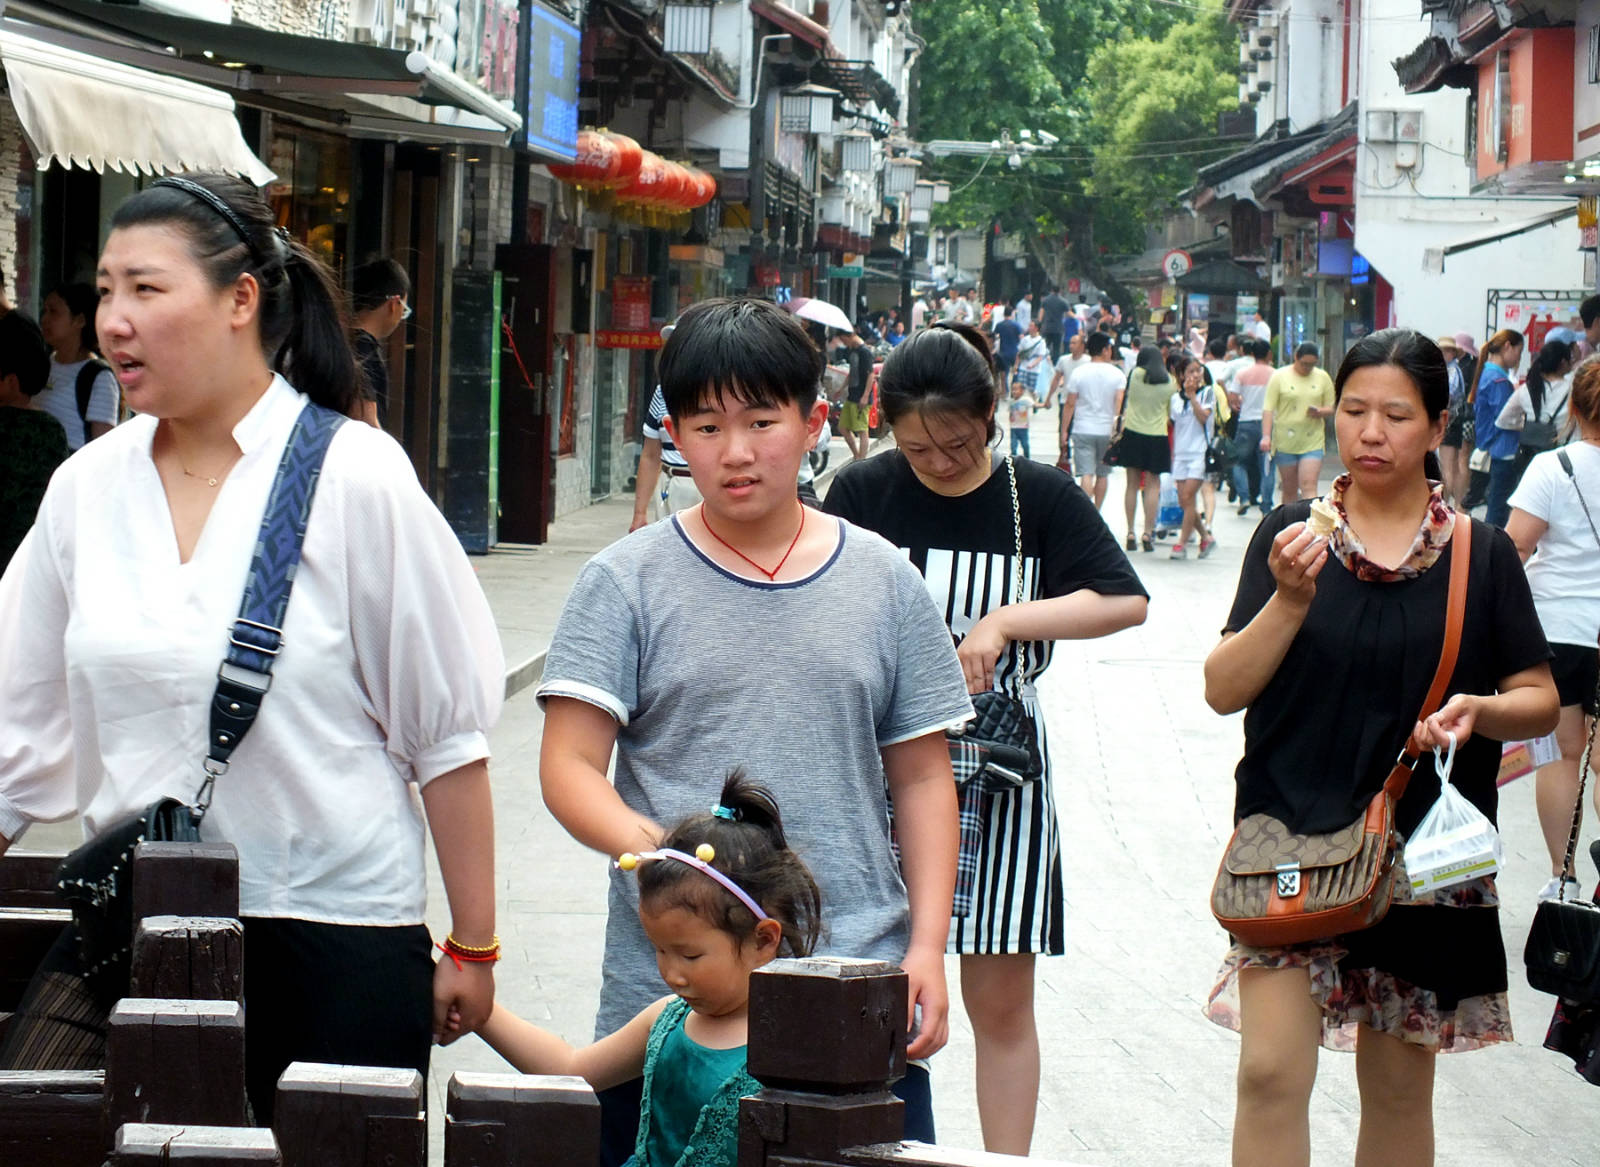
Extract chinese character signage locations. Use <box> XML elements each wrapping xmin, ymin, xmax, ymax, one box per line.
<box><xmin>611</xmin><ymin>276</ymin><xmax>653</xmax><ymax>331</ymax></box>
<box><xmin>522</xmin><ymin>0</ymin><xmax>581</xmax><ymax>162</ymax></box>
<box><xmin>597</xmin><ymin>330</ymin><xmax>665</xmax><ymax>350</ymax></box>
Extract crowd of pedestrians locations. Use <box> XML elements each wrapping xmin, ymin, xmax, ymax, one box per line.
<box><xmin>0</xmin><ymin>205</ymin><xmax>1596</xmax><ymax>1167</ymax></box>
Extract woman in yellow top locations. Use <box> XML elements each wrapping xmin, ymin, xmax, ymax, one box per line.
<box><xmin>1260</xmin><ymin>341</ymin><xmax>1336</xmax><ymax>505</ymax></box>
<box><xmin>1117</xmin><ymin>345</ymin><xmax>1176</xmax><ymax>553</ymax></box>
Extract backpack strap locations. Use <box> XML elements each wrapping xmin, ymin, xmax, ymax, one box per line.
<box><xmin>74</xmin><ymin>359</ymin><xmax>111</xmax><ymax>445</ymax></box>
<box><xmin>194</xmin><ymin>401</ymin><xmax>346</xmax><ymax>821</ymax></box>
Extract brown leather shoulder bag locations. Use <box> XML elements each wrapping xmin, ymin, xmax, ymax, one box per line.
<box><xmin>1210</xmin><ymin>512</ymin><xmax>1472</xmax><ymax>947</ymax></box>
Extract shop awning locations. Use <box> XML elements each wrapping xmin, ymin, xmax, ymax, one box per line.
<box><xmin>9</xmin><ymin>0</ymin><xmax>520</xmax><ymax>135</ymax></box>
<box><xmin>1422</xmin><ymin>204</ymin><xmax>1577</xmax><ymax>272</ymax></box>
<box><xmin>1174</xmin><ymin>259</ymin><xmax>1269</xmax><ymax>294</ymax></box>
<box><xmin>0</xmin><ymin>26</ymin><xmax>273</xmax><ymax>182</ymax></box>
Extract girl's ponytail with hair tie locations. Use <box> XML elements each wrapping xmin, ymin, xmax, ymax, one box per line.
<box><xmin>711</xmin><ymin>803</ymin><xmax>741</xmax><ymax>822</ymax></box>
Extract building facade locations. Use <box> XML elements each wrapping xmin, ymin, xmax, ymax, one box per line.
<box><xmin>0</xmin><ymin>0</ymin><xmax>920</xmax><ymax>547</ymax></box>
<box><xmin>1185</xmin><ymin>0</ymin><xmax>1586</xmax><ymax>366</ymax></box>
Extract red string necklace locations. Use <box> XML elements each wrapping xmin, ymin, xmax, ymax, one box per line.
<box><xmin>700</xmin><ymin>504</ymin><xmax>806</xmax><ymax>581</ymax></box>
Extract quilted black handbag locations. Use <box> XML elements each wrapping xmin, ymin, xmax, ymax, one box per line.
<box><xmin>51</xmin><ymin>403</ymin><xmax>344</xmax><ymax>1004</ymax></box>
<box><xmin>960</xmin><ymin>690</ymin><xmax>1043</xmax><ymax>789</ymax></box>
<box><xmin>947</xmin><ymin>456</ymin><xmax>1044</xmax><ymax>792</ymax></box>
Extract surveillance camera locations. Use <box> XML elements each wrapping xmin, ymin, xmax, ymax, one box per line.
<box><xmin>1018</xmin><ymin>129</ymin><xmax>1032</xmax><ymax>141</ymax></box>
<box><xmin>1036</xmin><ymin>129</ymin><xmax>1059</xmax><ymax>146</ymax></box>
<box><xmin>1007</xmin><ymin>152</ymin><xmax>1023</xmax><ymax>169</ymax></box>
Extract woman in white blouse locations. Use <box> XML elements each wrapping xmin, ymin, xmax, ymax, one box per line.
<box><xmin>0</xmin><ymin>174</ymin><xmax>504</xmax><ymax>1121</ymax></box>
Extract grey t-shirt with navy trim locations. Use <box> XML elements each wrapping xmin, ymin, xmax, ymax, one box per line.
<box><xmin>537</xmin><ymin>515</ymin><xmax>973</xmax><ymax>1037</ymax></box>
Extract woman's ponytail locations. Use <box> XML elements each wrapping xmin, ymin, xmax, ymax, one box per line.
<box><xmin>276</xmin><ymin>240</ymin><xmax>360</xmax><ymax>417</ymax></box>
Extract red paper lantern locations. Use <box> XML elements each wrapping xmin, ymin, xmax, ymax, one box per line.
<box><xmin>662</xmin><ymin>162</ymin><xmax>694</xmax><ymax>210</ymax></box>
<box><xmin>683</xmin><ymin>170</ymin><xmax>717</xmax><ymax>209</ymax></box>
<box><xmin>602</xmin><ymin>131</ymin><xmax>643</xmax><ymax>189</ymax></box>
<box><xmin>546</xmin><ymin>130</ymin><xmax>622</xmax><ymax>188</ymax></box>
<box><xmin>617</xmin><ymin>151</ymin><xmax>670</xmax><ymax>206</ymax></box>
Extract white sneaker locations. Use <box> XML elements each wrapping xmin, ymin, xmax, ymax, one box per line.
<box><xmin>1537</xmin><ymin>875</ymin><xmax>1585</xmax><ymax>903</ymax></box>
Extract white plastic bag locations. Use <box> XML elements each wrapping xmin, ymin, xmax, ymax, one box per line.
<box><xmin>1404</xmin><ymin>733</ymin><xmax>1503</xmax><ymax>894</ymax></box>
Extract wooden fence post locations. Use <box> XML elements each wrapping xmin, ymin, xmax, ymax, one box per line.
<box><xmin>132</xmin><ymin>842</ymin><xmax>240</xmax><ymax>921</ymax></box>
<box><xmin>129</xmin><ymin>916</ymin><xmax>244</xmax><ymax>1002</ymax></box>
<box><xmin>443</xmin><ymin>1071</ymin><xmax>601</xmax><ymax>1166</ymax></box>
<box><xmin>108</xmin><ymin>1124</ymin><xmax>279</xmax><ymax>1165</ymax></box>
<box><xmin>738</xmin><ymin>957</ymin><xmax>907</xmax><ymax>1167</ymax></box>
<box><xmin>273</xmin><ymin>1062</ymin><xmax>426</xmax><ymax>1167</ymax></box>
<box><xmin>105</xmin><ymin>998</ymin><xmax>247</xmax><ymax>1136</ymax></box>
<box><xmin>0</xmin><ymin>1070</ymin><xmax>104</xmax><ymax>1167</ymax></box>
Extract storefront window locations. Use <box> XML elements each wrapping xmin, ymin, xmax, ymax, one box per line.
<box><xmin>267</xmin><ymin>128</ymin><xmax>353</xmax><ymax>274</ymax></box>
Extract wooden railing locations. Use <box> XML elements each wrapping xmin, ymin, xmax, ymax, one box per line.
<box><xmin>0</xmin><ymin>845</ymin><xmax>1092</xmax><ymax>1166</ymax></box>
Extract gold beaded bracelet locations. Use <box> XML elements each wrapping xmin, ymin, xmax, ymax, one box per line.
<box><xmin>444</xmin><ymin>933</ymin><xmax>502</xmax><ymax>956</ymax></box>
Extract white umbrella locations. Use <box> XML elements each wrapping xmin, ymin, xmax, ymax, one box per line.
<box><xmin>786</xmin><ymin>296</ymin><xmax>854</xmax><ymax>333</ymax></box>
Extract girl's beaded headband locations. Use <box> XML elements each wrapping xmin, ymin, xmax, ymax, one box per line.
<box><xmin>617</xmin><ymin>843</ymin><xmax>770</xmax><ymax>924</ymax></box>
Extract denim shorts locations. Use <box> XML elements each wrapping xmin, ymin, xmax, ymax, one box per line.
<box><xmin>1273</xmin><ymin>449</ymin><xmax>1324</xmax><ymax>468</ymax></box>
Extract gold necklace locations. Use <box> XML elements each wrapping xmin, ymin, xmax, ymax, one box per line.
<box><xmin>178</xmin><ymin>451</ymin><xmax>238</xmax><ymax>488</ymax></box>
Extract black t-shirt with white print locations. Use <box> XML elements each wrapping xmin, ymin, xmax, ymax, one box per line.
<box><xmin>824</xmin><ymin>450</ymin><xmax>1148</xmax><ymax>689</ymax></box>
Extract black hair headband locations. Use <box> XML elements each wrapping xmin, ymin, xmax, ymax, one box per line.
<box><xmin>151</xmin><ymin>176</ymin><xmax>289</xmax><ymax>263</ymax></box>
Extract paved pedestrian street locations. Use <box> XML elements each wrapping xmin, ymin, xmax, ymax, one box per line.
<box><xmin>20</xmin><ymin>413</ymin><xmax>1598</xmax><ymax>1163</ymax></box>
<box><xmin>420</xmin><ymin>414</ymin><xmax>1600</xmax><ymax>1165</ymax></box>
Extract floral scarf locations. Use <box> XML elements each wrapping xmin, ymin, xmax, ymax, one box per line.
<box><xmin>1323</xmin><ymin>473</ymin><xmax>1456</xmax><ymax>582</ymax></box>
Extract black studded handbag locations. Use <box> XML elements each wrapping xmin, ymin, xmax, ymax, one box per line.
<box><xmin>54</xmin><ymin>798</ymin><xmax>201</xmax><ymax>1002</ymax></box>
<box><xmin>52</xmin><ymin>403</ymin><xmax>344</xmax><ymax>1003</ymax></box>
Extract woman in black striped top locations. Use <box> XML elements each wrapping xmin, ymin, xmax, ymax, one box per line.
<box><xmin>822</xmin><ymin>322</ymin><xmax>1148</xmax><ymax>1155</ymax></box>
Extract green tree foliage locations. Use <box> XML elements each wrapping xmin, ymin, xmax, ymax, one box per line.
<box><xmin>1084</xmin><ymin>4</ymin><xmax>1239</xmax><ymax>253</ymax></box>
<box><xmin>911</xmin><ymin>0</ymin><xmax>1233</xmax><ymax>281</ymax></box>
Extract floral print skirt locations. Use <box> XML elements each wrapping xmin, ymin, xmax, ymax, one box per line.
<box><xmin>1204</xmin><ymin>878</ymin><xmax>1513</xmax><ymax>1054</ymax></box>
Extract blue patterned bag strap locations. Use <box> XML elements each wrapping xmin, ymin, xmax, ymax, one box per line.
<box><xmin>195</xmin><ymin>401</ymin><xmax>346</xmax><ymax>821</ymax></box>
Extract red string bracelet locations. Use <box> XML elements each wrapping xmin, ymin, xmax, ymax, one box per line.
<box><xmin>436</xmin><ymin>935</ymin><xmax>502</xmax><ymax>971</ymax></box>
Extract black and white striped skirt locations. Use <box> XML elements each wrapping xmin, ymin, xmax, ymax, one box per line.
<box><xmin>947</xmin><ymin>712</ymin><xmax>1064</xmax><ymax>955</ymax></box>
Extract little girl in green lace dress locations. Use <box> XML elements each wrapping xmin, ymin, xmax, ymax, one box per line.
<box><xmin>467</xmin><ymin>771</ymin><xmax>821</xmax><ymax>1167</ymax></box>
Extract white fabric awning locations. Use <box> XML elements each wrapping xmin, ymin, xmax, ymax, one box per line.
<box><xmin>0</xmin><ymin>27</ymin><xmax>273</xmax><ymax>184</ymax></box>
<box><xmin>1421</xmin><ymin>205</ymin><xmax>1577</xmax><ymax>273</ymax></box>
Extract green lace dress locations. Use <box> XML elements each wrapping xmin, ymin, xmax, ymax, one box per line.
<box><xmin>626</xmin><ymin>998</ymin><xmax>760</xmax><ymax>1167</ymax></box>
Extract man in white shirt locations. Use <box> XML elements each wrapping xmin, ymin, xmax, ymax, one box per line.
<box><xmin>1045</xmin><ymin>332</ymin><xmax>1090</xmax><ymax>407</ymax></box>
<box><xmin>1012</xmin><ymin>293</ymin><xmax>1032</xmax><ymax>331</ymax></box>
<box><xmin>1204</xmin><ymin>337</ymin><xmax>1234</xmax><ymax>395</ymax></box>
<box><xmin>1249</xmin><ymin>309</ymin><xmax>1272</xmax><ymax>346</ymax></box>
<box><xmin>1059</xmin><ymin>332</ymin><xmax>1126</xmax><ymax>511</ymax></box>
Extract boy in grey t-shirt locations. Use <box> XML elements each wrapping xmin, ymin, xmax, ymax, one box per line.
<box><xmin>536</xmin><ymin>299</ymin><xmax>971</xmax><ymax>1155</ymax></box>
